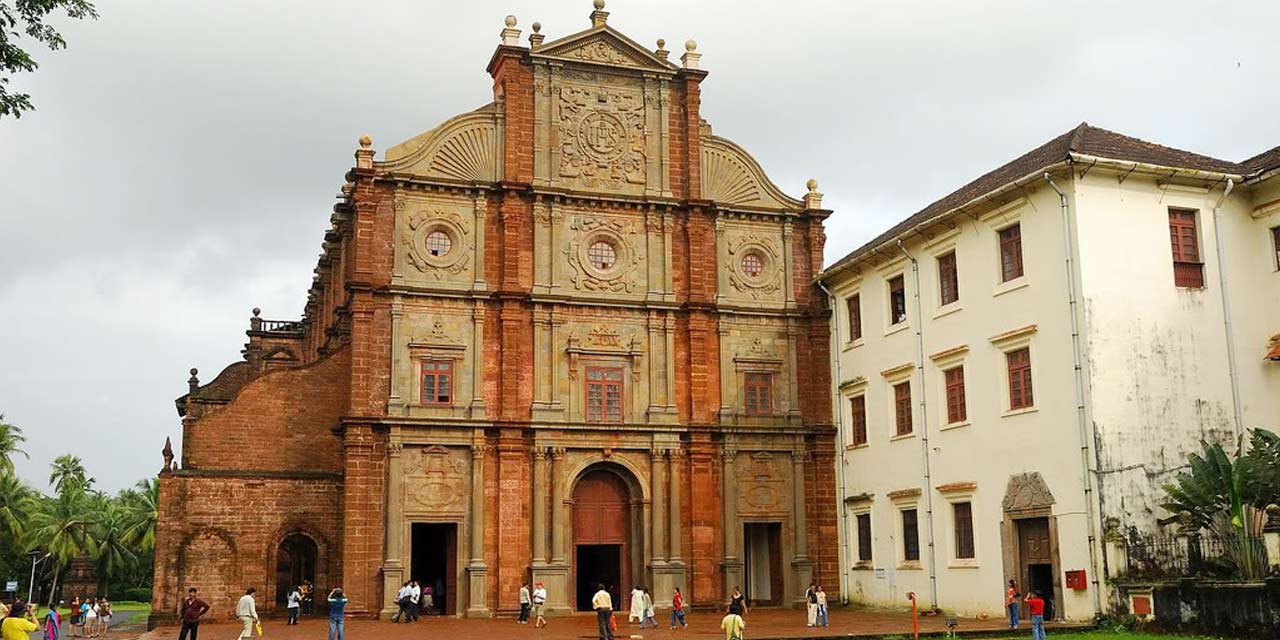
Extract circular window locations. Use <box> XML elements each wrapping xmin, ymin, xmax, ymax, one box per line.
<box><xmin>588</xmin><ymin>241</ymin><xmax>617</xmax><ymax>271</ymax></box>
<box><xmin>426</xmin><ymin>230</ymin><xmax>452</xmax><ymax>257</ymax></box>
<box><xmin>741</xmin><ymin>252</ymin><xmax>764</xmax><ymax>278</ymax></box>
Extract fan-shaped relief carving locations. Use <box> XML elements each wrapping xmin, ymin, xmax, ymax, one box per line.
<box><xmin>558</xmin><ymin>82</ymin><xmax>647</xmax><ymax>191</ymax></box>
<box><xmin>701</xmin><ymin>137</ymin><xmax>804</xmax><ymax>210</ymax></box>
<box><xmin>379</xmin><ymin>106</ymin><xmax>498</xmax><ymax>182</ymax></box>
<box><xmin>563</xmin><ymin>215</ymin><xmax>643</xmax><ymax>292</ymax></box>
<box><xmin>402</xmin><ymin>208</ymin><xmax>471</xmax><ymax>280</ymax></box>
<box><xmin>726</xmin><ymin>233</ymin><xmax>783</xmax><ymax>299</ymax></box>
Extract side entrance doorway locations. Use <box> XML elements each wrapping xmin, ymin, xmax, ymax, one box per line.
<box><xmin>743</xmin><ymin>522</ymin><xmax>783</xmax><ymax>606</ymax></box>
<box><xmin>572</xmin><ymin>467</ymin><xmax>633</xmax><ymax>611</ymax></box>
<box><xmin>275</xmin><ymin>534</ymin><xmax>317</xmax><ymax>607</ymax></box>
<box><xmin>1016</xmin><ymin>517</ymin><xmax>1057</xmax><ymax>620</ymax></box>
<box><xmin>411</xmin><ymin>523</ymin><xmax>457</xmax><ymax>616</ymax></box>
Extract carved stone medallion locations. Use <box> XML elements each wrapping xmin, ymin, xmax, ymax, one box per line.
<box><xmin>558</xmin><ymin>82</ymin><xmax>646</xmax><ymax>192</ymax></box>
<box><xmin>406</xmin><ymin>445</ymin><xmax>467</xmax><ymax>510</ymax></box>
<box><xmin>402</xmin><ymin>208</ymin><xmax>471</xmax><ymax>280</ymax></box>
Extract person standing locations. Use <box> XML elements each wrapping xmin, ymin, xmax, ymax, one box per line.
<box><xmin>327</xmin><ymin>588</ymin><xmax>348</xmax><ymax>640</ymax></box>
<box><xmin>1005</xmin><ymin>579</ymin><xmax>1020</xmax><ymax>630</ymax></box>
<box><xmin>176</xmin><ymin>588</ymin><xmax>209</xmax><ymax>640</ymax></box>
<box><xmin>669</xmin><ymin>588</ymin><xmax>687</xmax><ymax>630</ymax></box>
<box><xmin>235</xmin><ymin>588</ymin><xmax>259</xmax><ymax>640</ymax></box>
<box><xmin>531</xmin><ymin>582</ymin><xmax>548</xmax><ymax>629</ymax></box>
<box><xmin>728</xmin><ymin>587</ymin><xmax>747</xmax><ymax>618</ymax></box>
<box><xmin>286</xmin><ymin>586</ymin><xmax>301</xmax><ymax>625</ymax></box>
<box><xmin>97</xmin><ymin>600</ymin><xmax>111</xmax><ymax>637</ymax></box>
<box><xmin>720</xmin><ymin>608</ymin><xmax>746</xmax><ymax>640</ymax></box>
<box><xmin>641</xmin><ymin>588</ymin><xmax>657</xmax><ymax>629</ymax></box>
<box><xmin>81</xmin><ymin>599</ymin><xmax>96</xmax><ymax>638</ymax></box>
<box><xmin>591</xmin><ymin>583</ymin><xmax>614</xmax><ymax>640</ymax></box>
<box><xmin>815</xmin><ymin>585</ymin><xmax>828</xmax><ymax>627</ymax></box>
<box><xmin>423</xmin><ymin>584</ymin><xmax>434</xmax><ymax>615</ymax></box>
<box><xmin>2</xmin><ymin>602</ymin><xmax>40</xmax><ymax>640</ymax></box>
<box><xmin>299</xmin><ymin>581</ymin><xmax>313</xmax><ymax>616</ymax></box>
<box><xmin>408</xmin><ymin>580</ymin><xmax>422</xmax><ymax>622</ymax></box>
<box><xmin>804</xmin><ymin>583</ymin><xmax>817</xmax><ymax>627</ymax></box>
<box><xmin>43</xmin><ymin>602</ymin><xmax>62</xmax><ymax>640</ymax></box>
<box><xmin>518</xmin><ymin>582</ymin><xmax>531</xmax><ymax>624</ymax></box>
<box><xmin>627</xmin><ymin>586</ymin><xmax>644</xmax><ymax>626</ymax></box>
<box><xmin>1026</xmin><ymin>590</ymin><xmax>1047</xmax><ymax>640</ymax></box>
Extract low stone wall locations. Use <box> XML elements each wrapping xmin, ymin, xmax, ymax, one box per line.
<box><xmin>1115</xmin><ymin>578</ymin><xmax>1280</xmax><ymax>637</ymax></box>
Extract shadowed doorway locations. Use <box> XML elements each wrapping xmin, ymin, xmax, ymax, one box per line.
<box><xmin>275</xmin><ymin>534</ymin><xmax>317</xmax><ymax>606</ymax></box>
<box><xmin>411</xmin><ymin>523</ymin><xmax>457</xmax><ymax>616</ymax></box>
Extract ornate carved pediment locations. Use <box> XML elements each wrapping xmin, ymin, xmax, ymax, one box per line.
<box><xmin>538</xmin><ymin>29</ymin><xmax>676</xmax><ymax>72</ymax></box>
<box><xmin>379</xmin><ymin>105</ymin><xmax>499</xmax><ymax>183</ymax></box>
<box><xmin>408</xmin><ymin>319</ymin><xmax>466</xmax><ymax>351</ymax></box>
<box><xmin>1002</xmin><ymin>472</ymin><xmax>1056</xmax><ymax>513</ymax></box>
<box><xmin>702</xmin><ymin>137</ymin><xmax>803</xmax><ymax>210</ymax></box>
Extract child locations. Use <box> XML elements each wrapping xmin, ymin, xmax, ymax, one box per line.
<box><xmin>669</xmin><ymin>588</ymin><xmax>688</xmax><ymax>630</ymax></box>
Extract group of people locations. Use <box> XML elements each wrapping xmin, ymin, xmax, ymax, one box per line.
<box><xmin>389</xmin><ymin>580</ymin><xmax>434</xmax><ymax>623</ymax></box>
<box><xmin>515</xmin><ymin>581</ymin><xmax>548</xmax><ymax>627</ymax></box>
<box><xmin>803</xmin><ymin>583</ymin><xmax>830</xmax><ymax>628</ymax></box>
<box><xmin>283</xmin><ymin>581</ymin><xmax>315</xmax><ymax>625</ymax></box>
<box><xmin>0</xmin><ymin>597</ymin><xmax>109</xmax><ymax>640</ymax></box>
<box><xmin>1006</xmin><ymin>579</ymin><xmax>1050</xmax><ymax>640</ymax></box>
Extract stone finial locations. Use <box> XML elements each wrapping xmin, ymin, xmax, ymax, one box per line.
<box><xmin>355</xmin><ymin>135</ymin><xmax>375</xmax><ymax>169</ymax></box>
<box><xmin>590</xmin><ymin>0</ymin><xmax>608</xmax><ymax>28</ymax></box>
<box><xmin>655</xmin><ymin>38</ymin><xmax>669</xmax><ymax>61</ymax></box>
<box><xmin>529</xmin><ymin>21</ymin><xmax>544</xmax><ymax>48</ymax></box>
<box><xmin>162</xmin><ymin>436</ymin><xmax>174</xmax><ymax>472</ymax></box>
<box><xmin>681</xmin><ymin>39</ymin><xmax>701</xmax><ymax>69</ymax></box>
<box><xmin>804</xmin><ymin>178</ymin><xmax>824</xmax><ymax>210</ymax></box>
<box><xmin>501</xmin><ymin>15</ymin><xmax>521</xmax><ymax>46</ymax></box>
<box><xmin>250</xmin><ymin>307</ymin><xmax>263</xmax><ymax>331</ymax></box>
<box><xmin>188</xmin><ymin>368</ymin><xmax>199</xmax><ymax>393</ymax></box>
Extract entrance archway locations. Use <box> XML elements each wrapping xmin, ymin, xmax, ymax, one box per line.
<box><xmin>275</xmin><ymin>534</ymin><xmax>317</xmax><ymax>606</ymax></box>
<box><xmin>572</xmin><ymin>465</ymin><xmax>636</xmax><ymax>611</ymax></box>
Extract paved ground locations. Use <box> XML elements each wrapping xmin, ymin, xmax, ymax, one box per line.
<box><xmin>134</xmin><ymin>608</ymin><xmax>1088</xmax><ymax>640</ymax></box>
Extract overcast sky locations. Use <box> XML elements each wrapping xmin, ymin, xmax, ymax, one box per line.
<box><xmin>2</xmin><ymin>0</ymin><xmax>1278</xmax><ymax>493</ymax></box>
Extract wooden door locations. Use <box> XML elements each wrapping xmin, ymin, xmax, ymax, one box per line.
<box><xmin>572</xmin><ymin>470</ymin><xmax>632</xmax><ymax>609</ymax></box>
<box><xmin>1017</xmin><ymin>518</ymin><xmax>1052</xmax><ymax>615</ymax></box>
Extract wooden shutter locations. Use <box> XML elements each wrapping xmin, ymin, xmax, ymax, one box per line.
<box><xmin>856</xmin><ymin>513</ymin><xmax>872</xmax><ymax>562</ymax></box>
<box><xmin>850</xmin><ymin>396</ymin><xmax>867</xmax><ymax>446</ymax></box>
<box><xmin>847</xmin><ymin>294</ymin><xmax>862</xmax><ymax>341</ymax></box>
<box><xmin>1168</xmin><ymin>209</ymin><xmax>1204</xmax><ymax>287</ymax></box>
<box><xmin>999</xmin><ymin>225</ymin><xmax>1024</xmax><ymax>282</ymax></box>
<box><xmin>938</xmin><ymin>251</ymin><xmax>959</xmax><ymax>305</ymax></box>
<box><xmin>586</xmin><ymin>367</ymin><xmax>624</xmax><ymax>423</ymax></box>
<box><xmin>889</xmin><ymin>276</ymin><xmax>907</xmax><ymax>324</ymax></box>
<box><xmin>902</xmin><ymin>509</ymin><xmax>920</xmax><ymax>561</ymax></box>
<box><xmin>1007</xmin><ymin>348</ymin><xmax>1034</xmax><ymax>410</ymax></box>
<box><xmin>744</xmin><ymin>373</ymin><xmax>772</xmax><ymax>415</ymax></box>
<box><xmin>894</xmin><ymin>382</ymin><xmax>912</xmax><ymax>435</ymax></box>
<box><xmin>954</xmin><ymin>502</ymin><xmax>975</xmax><ymax>559</ymax></box>
<box><xmin>420</xmin><ymin>360</ymin><xmax>453</xmax><ymax>405</ymax></box>
<box><xmin>944</xmin><ymin>367</ymin><xmax>966</xmax><ymax>424</ymax></box>
<box><xmin>1272</xmin><ymin>227</ymin><xmax>1280</xmax><ymax>271</ymax></box>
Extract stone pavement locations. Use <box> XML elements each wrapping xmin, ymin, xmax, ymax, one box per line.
<box><xmin>133</xmin><ymin>608</ymin><xmax>1089</xmax><ymax>640</ymax></box>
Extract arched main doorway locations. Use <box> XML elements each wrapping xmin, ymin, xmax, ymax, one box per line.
<box><xmin>275</xmin><ymin>534</ymin><xmax>317</xmax><ymax>606</ymax></box>
<box><xmin>572</xmin><ymin>465</ymin><xmax>635</xmax><ymax>611</ymax></box>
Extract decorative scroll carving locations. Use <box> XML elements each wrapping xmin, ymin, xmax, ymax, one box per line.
<box><xmin>726</xmin><ymin>233</ymin><xmax>783</xmax><ymax>299</ymax></box>
<box><xmin>563</xmin><ymin>215</ymin><xmax>643</xmax><ymax>292</ymax></box>
<box><xmin>404</xmin><ymin>446</ymin><xmax>468</xmax><ymax>510</ymax></box>
<box><xmin>566</xmin><ymin>40</ymin><xmax>633</xmax><ymax>65</ymax></box>
<box><xmin>429</xmin><ymin>123</ymin><xmax>496</xmax><ymax>181</ymax></box>
<box><xmin>736</xmin><ymin>452</ymin><xmax>784</xmax><ymax>511</ymax></box>
<box><xmin>742</xmin><ymin>337</ymin><xmax>777</xmax><ymax>359</ymax></box>
<box><xmin>558</xmin><ymin>82</ymin><xmax>646</xmax><ymax>191</ymax></box>
<box><xmin>378</xmin><ymin>107</ymin><xmax>499</xmax><ymax>182</ymax></box>
<box><xmin>1002</xmin><ymin>472</ymin><xmax>1056</xmax><ymax>513</ymax></box>
<box><xmin>402</xmin><ymin>208</ymin><xmax>471</xmax><ymax>280</ymax></box>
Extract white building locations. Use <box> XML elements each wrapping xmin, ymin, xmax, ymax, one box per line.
<box><xmin>817</xmin><ymin>123</ymin><xmax>1280</xmax><ymax>621</ymax></box>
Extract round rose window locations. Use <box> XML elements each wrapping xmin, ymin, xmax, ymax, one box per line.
<box><xmin>588</xmin><ymin>241</ymin><xmax>617</xmax><ymax>270</ymax></box>
<box><xmin>426</xmin><ymin>230</ymin><xmax>452</xmax><ymax>257</ymax></box>
<box><xmin>741</xmin><ymin>252</ymin><xmax>764</xmax><ymax>277</ymax></box>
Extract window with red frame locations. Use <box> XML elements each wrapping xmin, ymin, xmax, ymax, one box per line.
<box><xmin>953</xmin><ymin>502</ymin><xmax>975</xmax><ymax>559</ymax></box>
<box><xmin>1007</xmin><ymin>347</ymin><xmax>1034</xmax><ymax>410</ymax></box>
<box><xmin>894</xmin><ymin>381</ymin><xmax>912</xmax><ymax>436</ymax></box>
<box><xmin>744</xmin><ymin>372</ymin><xmax>773</xmax><ymax>415</ymax></box>
<box><xmin>586</xmin><ymin>367</ymin><xmax>624</xmax><ymax>423</ymax></box>
<box><xmin>944</xmin><ymin>366</ymin><xmax>966</xmax><ymax>424</ymax></box>
<box><xmin>1168</xmin><ymin>209</ymin><xmax>1204</xmax><ymax>288</ymax></box>
<box><xmin>850</xmin><ymin>395</ymin><xmax>867</xmax><ymax>446</ymax></box>
<box><xmin>938</xmin><ymin>251</ymin><xmax>959</xmax><ymax>305</ymax></box>
<box><xmin>889</xmin><ymin>275</ymin><xmax>907</xmax><ymax>325</ymax></box>
<box><xmin>847</xmin><ymin>294</ymin><xmax>862</xmax><ymax>341</ymax></box>
<box><xmin>999</xmin><ymin>224</ymin><xmax>1024</xmax><ymax>282</ymax></box>
<box><xmin>1271</xmin><ymin>226</ymin><xmax>1279</xmax><ymax>271</ymax></box>
<box><xmin>420</xmin><ymin>360</ymin><xmax>453</xmax><ymax>405</ymax></box>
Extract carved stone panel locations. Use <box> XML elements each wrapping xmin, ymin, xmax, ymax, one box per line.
<box><xmin>722</xmin><ymin>225</ymin><xmax>785</xmax><ymax>304</ymax></box>
<box><xmin>403</xmin><ymin>445</ymin><xmax>470</xmax><ymax>515</ymax></box>
<box><xmin>562</xmin><ymin>213</ymin><xmax>645</xmax><ymax>295</ymax></box>
<box><xmin>736</xmin><ymin>452</ymin><xmax>788</xmax><ymax>514</ymax></box>
<box><xmin>1002</xmin><ymin>472</ymin><xmax>1056</xmax><ymax>514</ymax></box>
<box><xmin>396</xmin><ymin>194</ymin><xmax>477</xmax><ymax>288</ymax></box>
<box><xmin>555</xmin><ymin>76</ymin><xmax>647</xmax><ymax>195</ymax></box>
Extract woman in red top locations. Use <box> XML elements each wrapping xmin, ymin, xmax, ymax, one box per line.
<box><xmin>1005</xmin><ymin>579</ymin><xmax>1020</xmax><ymax>629</ymax></box>
<box><xmin>669</xmin><ymin>588</ymin><xmax>687</xmax><ymax>630</ymax></box>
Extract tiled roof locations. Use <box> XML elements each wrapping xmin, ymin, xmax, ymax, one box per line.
<box><xmin>822</xmin><ymin>123</ymin><xmax>1272</xmax><ymax>279</ymax></box>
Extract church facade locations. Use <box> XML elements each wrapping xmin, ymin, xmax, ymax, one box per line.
<box><xmin>150</xmin><ymin>2</ymin><xmax>835</xmax><ymax>624</ymax></box>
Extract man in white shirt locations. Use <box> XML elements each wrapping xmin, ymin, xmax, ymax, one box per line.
<box><xmin>408</xmin><ymin>580</ymin><xmax>422</xmax><ymax>622</ymax></box>
<box><xmin>591</xmin><ymin>584</ymin><xmax>614</xmax><ymax>640</ymax></box>
<box><xmin>531</xmin><ymin>582</ymin><xmax>548</xmax><ymax>628</ymax></box>
<box><xmin>235</xmin><ymin>588</ymin><xmax>259</xmax><ymax>640</ymax></box>
<box><xmin>392</xmin><ymin>582</ymin><xmax>411</xmax><ymax>623</ymax></box>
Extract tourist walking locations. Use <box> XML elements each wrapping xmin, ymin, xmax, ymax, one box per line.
<box><xmin>815</xmin><ymin>585</ymin><xmax>828</xmax><ymax>627</ymax></box>
<box><xmin>531</xmin><ymin>582</ymin><xmax>548</xmax><ymax>628</ymax></box>
<box><xmin>327</xmin><ymin>588</ymin><xmax>349</xmax><ymax>640</ymax></box>
<box><xmin>43</xmin><ymin>602</ymin><xmax>62</xmax><ymax>640</ymax></box>
<box><xmin>728</xmin><ymin>587</ymin><xmax>747</xmax><ymax>617</ymax></box>
<box><xmin>1005</xmin><ymin>579</ymin><xmax>1020</xmax><ymax>629</ymax></box>
<box><xmin>640</xmin><ymin>588</ymin><xmax>657</xmax><ymax>628</ymax></box>
<box><xmin>176</xmin><ymin>588</ymin><xmax>209</xmax><ymax>640</ymax></box>
<box><xmin>804</xmin><ymin>583</ymin><xmax>817</xmax><ymax>626</ymax></box>
<box><xmin>592</xmin><ymin>583</ymin><xmax>614</xmax><ymax>640</ymax></box>
<box><xmin>286</xmin><ymin>585</ymin><xmax>301</xmax><ymax>625</ymax></box>
<box><xmin>391</xmin><ymin>582</ymin><xmax>411</xmax><ymax>623</ymax></box>
<box><xmin>518</xmin><ymin>581</ymin><xmax>531</xmax><ymax>624</ymax></box>
<box><xmin>1026</xmin><ymin>590</ymin><xmax>1047</xmax><ymax>640</ymax></box>
<box><xmin>720</xmin><ymin>608</ymin><xmax>746</xmax><ymax>640</ymax></box>
<box><xmin>628</xmin><ymin>586</ymin><xmax>644</xmax><ymax>625</ymax></box>
<box><xmin>3</xmin><ymin>602</ymin><xmax>40</xmax><ymax>640</ymax></box>
<box><xmin>408</xmin><ymin>580</ymin><xmax>422</xmax><ymax>621</ymax></box>
<box><xmin>669</xmin><ymin>588</ymin><xmax>687</xmax><ymax>630</ymax></box>
<box><xmin>235</xmin><ymin>588</ymin><xmax>259</xmax><ymax>640</ymax></box>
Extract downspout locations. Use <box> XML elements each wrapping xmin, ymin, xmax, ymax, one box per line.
<box><xmin>1043</xmin><ymin>173</ymin><xmax>1103</xmax><ymax>617</ymax></box>
<box><xmin>817</xmin><ymin>280</ymin><xmax>851</xmax><ymax>604</ymax></box>
<box><xmin>896</xmin><ymin>239</ymin><xmax>939</xmax><ymax>611</ymax></box>
<box><xmin>1211</xmin><ymin>179</ymin><xmax>1243</xmax><ymax>438</ymax></box>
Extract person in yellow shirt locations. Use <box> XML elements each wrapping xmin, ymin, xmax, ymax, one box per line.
<box><xmin>2</xmin><ymin>602</ymin><xmax>41</xmax><ymax>640</ymax></box>
<box><xmin>721</xmin><ymin>609</ymin><xmax>746</xmax><ymax>640</ymax></box>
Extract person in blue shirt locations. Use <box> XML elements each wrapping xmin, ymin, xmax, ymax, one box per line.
<box><xmin>326</xmin><ymin>588</ymin><xmax>348</xmax><ymax>640</ymax></box>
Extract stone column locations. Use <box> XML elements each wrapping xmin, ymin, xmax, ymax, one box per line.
<box><xmin>389</xmin><ymin>299</ymin><xmax>403</xmax><ymax>411</ymax></box>
<box><xmin>721</xmin><ymin>448</ymin><xmax>742</xmax><ymax>593</ymax></box>
<box><xmin>380</xmin><ymin>441</ymin><xmax>405</xmax><ymax>618</ymax></box>
<box><xmin>470</xmin><ymin>307</ymin><xmax>486</xmax><ymax>416</ymax></box>
<box><xmin>532</xmin><ymin>447</ymin><xmax>549</xmax><ymax>565</ymax></box>
<box><xmin>550</xmin><ymin>448</ymin><xmax>566</xmax><ymax>562</ymax></box>
<box><xmin>466</xmin><ymin>443</ymin><xmax>489</xmax><ymax>617</ymax></box>
<box><xmin>651</xmin><ymin>449</ymin><xmax>668</xmax><ymax>562</ymax></box>
<box><xmin>791</xmin><ymin>447</ymin><xmax>813</xmax><ymax>601</ymax></box>
<box><xmin>534</xmin><ymin>447</ymin><xmax>571</xmax><ymax>616</ymax></box>
<box><xmin>668</xmin><ymin>446</ymin><xmax>683</xmax><ymax>563</ymax></box>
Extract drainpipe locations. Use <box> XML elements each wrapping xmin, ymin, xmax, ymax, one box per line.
<box><xmin>816</xmin><ymin>280</ymin><xmax>852</xmax><ymax>605</ymax></box>
<box><xmin>1211</xmin><ymin>179</ymin><xmax>1243</xmax><ymax>439</ymax></box>
<box><xmin>1043</xmin><ymin>173</ymin><xmax>1103</xmax><ymax>617</ymax></box>
<box><xmin>896</xmin><ymin>239</ymin><xmax>939</xmax><ymax>611</ymax></box>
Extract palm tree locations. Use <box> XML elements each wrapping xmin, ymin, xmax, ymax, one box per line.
<box><xmin>93</xmin><ymin>501</ymin><xmax>136</xmax><ymax>596</ymax></box>
<box><xmin>120</xmin><ymin>478</ymin><xmax>158</xmax><ymax>552</ymax></box>
<box><xmin>49</xmin><ymin>454</ymin><xmax>93</xmax><ymax>495</ymax></box>
<box><xmin>0</xmin><ymin>472</ymin><xmax>34</xmax><ymax>541</ymax></box>
<box><xmin>0</xmin><ymin>414</ymin><xmax>29</xmax><ymax>477</ymax></box>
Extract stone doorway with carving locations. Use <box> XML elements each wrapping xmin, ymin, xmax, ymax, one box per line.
<box><xmin>570</xmin><ymin>463</ymin><xmax>641</xmax><ymax>612</ymax></box>
<box><xmin>1000</xmin><ymin>473</ymin><xmax>1064</xmax><ymax>621</ymax></box>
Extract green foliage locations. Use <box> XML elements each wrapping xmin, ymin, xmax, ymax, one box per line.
<box><xmin>0</xmin><ymin>414</ymin><xmax>29</xmax><ymax>475</ymax></box>
<box><xmin>0</xmin><ymin>0</ymin><xmax>99</xmax><ymax>118</ymax></box>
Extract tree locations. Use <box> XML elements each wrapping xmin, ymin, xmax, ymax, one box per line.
<box><xmin>0</xmin><ymin>472</ymin><xmax>34</xmax><ymax>540</ymax></box>
<box><xmin>0</xmin><ymin>414</ymin><xmax>28</xmax><ymax>476</ymax></box>
<box><xmin>49</xmin><ymin>454</ymin><xmax>92</xmax><ymax>495</ymax></box>
<box><xmin>0</xmin><ymin>0</ymin><xmax>99</xmax><ymax>118</ymax></box>
<box><xmin>120</xmin><ymin>478</ymin><xmax>158</xmax><ymax>552</ymax></box>
<box><xmin>92</xmin><ymin>501</ymin><xmax>135</xmax><ymax>596</ymax></box>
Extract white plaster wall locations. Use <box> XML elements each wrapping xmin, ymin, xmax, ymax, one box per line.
<box><xmin>1229</xmin><ymin>178</ymin><xmax>1280</xmax><ymax>436</ymax></box>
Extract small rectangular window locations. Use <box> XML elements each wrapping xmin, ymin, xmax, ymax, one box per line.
<box><xmin>953</xmin><ymin>502</ymin><xmax>975</xmax><ymax>559</ymax></box>
<box><xmin>856</xmin><ymin>513</ymin><xmax>873</xmax><ymax>562</ymax></box>
<box><xmin>1168</xmin><ymin>209</ymin><xmax>1204</xmax><ymax>288</ymax></box>
<box><xmin>847</xmin><ymin>294</ymin><xmax>862</xmax><ymax>341</ymax></box>
<box><xmin>744</xmin><ymin>372</ymin><xmax>773</xmax><ymax>416</ymax></box>
<box><xmin>944</xmin><ymin>366</ymin><xmax>966</xmax><ymax>424</ymax></box>
<box><xmin>902</xmin><ymin>508</ymin><xmax>920</xmax><ymax>562</ymax></box>
<box><xmin>1007</xmin><ymin>348</ymin><xmax>1034</xmax><ymax>410</ymax></box>
<box><xmin>894</xmin><ymin>381</ymin><xmax>912</xmax><ymax>436</ymax></box>
<box><xmin>1272</xmin><ymin>226</ymin><xmax>1280</xmax><ymax>271</ymax></box>
<box><xmin>938</xmin><ymin>251</ymin><xmax>959</xmax><ymax>305</ymax></box>
<box><xmin>586</xmin><ymin>367</ymin><xmax>624</xmax><ymax>423</ymax></box>
<box><xmin>420</xmin><ymin>360</ymin><xmax>454</xmax><ymax>406</ymax></box>
<box><xmin>850</xmin><ymin>395</ymin><xmax>868</xmax><ymax>446</ymax></box>
<box><xmin>999</xmin><ymin>224</ymin><xmax>1024</xmax><ymax>282</ymax></box>
<box><xmin>889</xmin><ymin>275</ymin><xmax>907</xmax><ymax>325</ymax></box>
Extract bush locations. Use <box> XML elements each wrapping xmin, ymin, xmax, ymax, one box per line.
<box><xmin>121</xmin><ymin>587</ymin><xmax>151</xmax><ymax>603</ymax></box>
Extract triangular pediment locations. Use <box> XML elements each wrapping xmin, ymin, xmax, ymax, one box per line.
<box><xmin>537</xmin><ymin>27</ymin><xmax>677</xmax><ymax>72</ymax></box>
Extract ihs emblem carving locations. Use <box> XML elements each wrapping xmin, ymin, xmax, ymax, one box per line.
<box><xmin>558</xmin><ymin>84</ymin><xmax>646</xmax><ymax>191</ymax></box>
